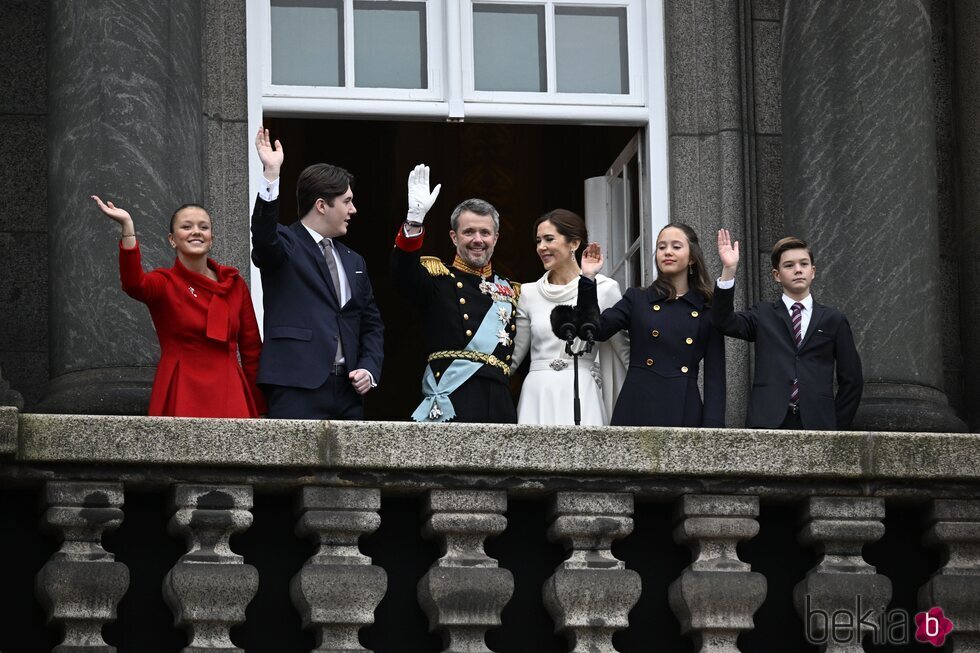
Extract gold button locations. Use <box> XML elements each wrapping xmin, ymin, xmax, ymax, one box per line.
<box><xmin>686</xmin><ymin>337</ymin><xmax>693</xmax><ymax>345</ymax></box>
<box><xmin>651</xmin><ymin>330</ymin><xmax>660</xmax><ymax>338</ymax></box>
<box><xmin>506</xmin><ymin>355</ymin><xmax>511</xmax><ymax>361</ymax></box>
<box><xmin>653</xmin><ymin>305</ymin><xmax>661</xmax><ymax>311</ymax></box>
<box><xmin>466</xmin><ymin>329</ymin><xmax>473</xmax><ymax>337</ymax></box>
<box><xmin>646</xmin><ymin>358</ymin><xmax>654</xmax><ymax>366</ymax></box>
<box><xmin>435</xmin><ymin>371</ymin><xmax>441</xmax><ymax>379</ymax></box>
<box><xmin>463</xmin><ymin>313</ymin><xmax>469</xmax><ymax>320</ymax></box>
<box><xmin>691</xmin><ymin>310</ymin><xmax>699</xmax><ymax>318</ymax></box>
<box><xmin>456</xmin><ymin>281</ymin><xmax>463</xmax><ymax>288</ymax></box>
<box><xmin>511</xmin><ymin>324</ymin><xmax>516</xmax><ymax>331</ymax></box>
<box><xmin>681</xmin><ymin>366</ymin><xmax>689</xmax><ymax>373</ymax></box>
<box><xmin>450</xmin><ymin>273</ymin><xmax>455</xmax><ymax>278</ymax></box>
<box><xmin>460</xmin><ymin>298</ymin><xmax>466</xmax><ymax>305</ymax></box>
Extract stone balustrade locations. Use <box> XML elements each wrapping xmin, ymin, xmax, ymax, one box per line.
<box><xmin>2</xmin><ymin>408</ymin><xmax>980</xmax><ymax>651</ymax></box>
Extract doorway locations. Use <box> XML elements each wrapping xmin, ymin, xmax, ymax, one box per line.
<box><xmin>263</xmin><ymin>117</ymin><xmax>636</xmax><ymax>420</ymax></box>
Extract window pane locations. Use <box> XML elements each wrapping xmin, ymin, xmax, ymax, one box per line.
<box><xmin>555</xmin><ymin>7</ymin><xmax>628</xmax><ymax>94</ymax></box>
<box><xmin>271</xmin><ymin>0</ymin><xmax>344</xmax><ymax>86</ymax></box>
<box><xmin>354</xmin><ymin>2</ymin><xmax>427</xmax><ymax>89</ymax></box>
<box><xmin>473</xmin><ymin>4</ymin><xmax>545</xmax><ymax>92</ymax></box>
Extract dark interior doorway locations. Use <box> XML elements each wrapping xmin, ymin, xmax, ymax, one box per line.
<box><xmin>263</xmin><ymin>117</ymin><xmax>636</xmax><ymax>420</ymax></box>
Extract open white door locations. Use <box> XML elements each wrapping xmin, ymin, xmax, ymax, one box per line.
<box><xmin>584</xmin><ymin>131</ymin><xmax>649</xmax><ymax>290</ymax></box>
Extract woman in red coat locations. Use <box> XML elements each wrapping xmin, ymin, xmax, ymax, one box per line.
<box><xmin>92</xmin><ymin>195</ymin><xmax>266</xmax><ymax>417</ymax></box>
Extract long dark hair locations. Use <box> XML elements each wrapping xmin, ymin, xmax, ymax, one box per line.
<box><xmin>651</xmin><ymin>222</ymin><xmax>714</xmax><ymax>304</ymax></box>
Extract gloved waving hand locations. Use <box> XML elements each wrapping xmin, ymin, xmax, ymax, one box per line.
<box><xmin>406</xmin><ymin>164</ymin><xmax>441</xmax><ymax>225</ymax></box>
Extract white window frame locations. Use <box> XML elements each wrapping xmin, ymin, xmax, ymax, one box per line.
<box><xmin>246</xmin><ymin>0</ymin><xmax>670</xmax><ymax>322</ymax></box>
<box><xmin>461</xmin><ymin>0</ymin><xmax>644</xmax><ymax>108</ymax></box>
<box><xmin>260</xmin><ymin>0</ymin><xmax>445</xmax><ymax>102</ymax></box>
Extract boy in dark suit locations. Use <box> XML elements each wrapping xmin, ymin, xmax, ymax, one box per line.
<box><xmin>251</xmin><ymin>128</ymin><xmax>384</xmax><ymax>419</ymax></box>
<box><xmin>713</xmin><ymin>230</ymin><xmax>862</xmax><ymax>430</ymax></box>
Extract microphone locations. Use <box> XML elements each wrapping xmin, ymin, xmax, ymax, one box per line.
<box><xmin>550</xmin><ymin>305</ymin><xmax>578</xmax><ymax>343</ymax></box>
<box><xmin>576</xmin><ymin>302</ymin><xmax>600</xmax><ymax>344</ymax></box>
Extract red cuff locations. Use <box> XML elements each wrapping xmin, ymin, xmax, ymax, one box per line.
<box><xmin>394</xmin><ymin>224</ymin><xmax>425</xmax><ymax>252</ymax></box>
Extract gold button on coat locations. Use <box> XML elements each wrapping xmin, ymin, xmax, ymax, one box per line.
<box><xmin>511</xmin><ymin>324</ymin><xmax>516</xmax><ymax>331</ymax></box>
<box><xmin>653</xmin><ymin>304</ymin><xmax>661</xmax><ymax>311</ymax></box>
<box><xmin>685</xmin><ymin>337</ymin><xmax>694</xmax><ymax>345</ymax></box>
<box><xmin>646</xmin><ymin>358</ymin><xmax>654</xmax><ymax>366</ymax></box>
<box><xmin>681</xmin><ymin>366</ymin><xmax>689</xmax><ymax>373</ymax></box>
<box><xmin>691</xmin><ymin>310</ymin><xmax>699</xmax><ymax>318</ymax></box>
<box><xmin>456</xmin><ymin>281</ymin><xmax>463</xmax><ymax>288</ymax></box>
<box><xmin>463</xmin><ymin>313</ymin><xmax>469</xmax><ymax>320</ymax></box>
<box><xmin>651</xmin><ymin>330</ymin><xmax>660</xmax><ymax>337</ymax></box>
<box><xmin>466</xmin><ymin>330</ymin><xmax>473</xmax><ymax>337</ymax></box>
<box><xmin>459</xmin><ymin>298</ymin><xmax>466</xmax><ymax>304</ymax></box>
<box><xmin>506</xmin><ymin>355</ymin><xmax>511</xmax><ymax>361</ymax></box>
<box><xmin>435</xmin><ymin>372</ymin><xmax>441</xmax><ymax>378</ymax></box>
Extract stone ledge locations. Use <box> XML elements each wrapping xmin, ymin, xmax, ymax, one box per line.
<box><xmin>11</xmin><ymin>414</ymin><xmax>980</xmax><ymax>481</ymax></box>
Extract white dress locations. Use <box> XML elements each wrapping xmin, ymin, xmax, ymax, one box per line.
<box><xmin>512</xmin><ymin>272</ymin><xmax>630</xmax><ymax>425</ymax></box>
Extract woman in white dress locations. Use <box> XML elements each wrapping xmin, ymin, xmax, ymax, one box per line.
<box><xmin>511</xmin><ymin>209</ymin><xmax>629</xmax><ymax>425</ymax></box>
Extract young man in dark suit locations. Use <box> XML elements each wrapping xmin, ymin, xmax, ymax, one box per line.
<box><xmin>713</xmin><ymin>230</ymin><xmax>863</xmax><ymax>430</ymax></box>
<box><xmin>251</xmin><ymin>128</ymin><xmax>384</xmax><ymax>419</ymax></box>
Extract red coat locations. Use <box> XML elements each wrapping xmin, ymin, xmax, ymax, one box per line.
<box><xmin>119</xmin><ymin>241</ymin><xmax>266</xmax><ymax>417</ymax></box>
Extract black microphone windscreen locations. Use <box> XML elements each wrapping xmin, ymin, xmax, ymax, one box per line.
<box><xmin>550</xmin><ymin>305</ymin><xmax>578</xmax><ymax>341</ymax></box>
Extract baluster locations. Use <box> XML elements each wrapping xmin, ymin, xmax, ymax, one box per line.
<box><xmin>163</xmin><ymin>484</ymin><xmax>258</xmax><ymax>652</ymax></box>
<box><xmin>919</xmin><ymin>499</ymin><xmax>980</xmax><ymax>652</ymax></box>
<box><xmin>291</xmin><ymin>486</ymin><xmax>387</xmax><ymax>652</ymax></box>
<box><xmin>542</xmin><ymin>492</ymin><xmax>641</xmax><ymax>652</ymax></box>
<box><xmin>417</xmin><ymin>489</ymin><xmax>514</xmax><ymax>652</ymax></box>
<box><xmin>35</xmin><ymin>481</ymin><xmax>129</xmax><ymax>652</ymax></box>
<box><xmin>793</xmin><ymin>497</ymin><xmax>891</xmax><ymax>652</ymax></box>
<box><xmin>668</xmin><ymin>494</ymin><xmax>766</xmax><ymax>652</ymax></box>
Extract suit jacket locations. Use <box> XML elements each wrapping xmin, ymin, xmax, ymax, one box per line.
<box><xmin>712</xmin><ymin>284</ymin><xmax>863</xmax><ymax>430</ymax></box>
<box><xmin>251</xmin><ymin>196</ymin><xmax>384</xmax><ymax>389</ymax></box>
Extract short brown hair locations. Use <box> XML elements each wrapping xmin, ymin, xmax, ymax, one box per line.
<box><xmin>771</xmin><ymin>236</ymin><xmax>814</xmax><ymax>269</ymax></box>
<box><xmin>296</xmin><ymin>163</ymin><xmax>354</xmax><ymax>218</ymax></box>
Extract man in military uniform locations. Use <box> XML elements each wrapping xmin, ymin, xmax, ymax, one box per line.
<box><xmin>392</xmin><ymin>164</ymin><xmax>519</xmax><ymax>423</ymax></box>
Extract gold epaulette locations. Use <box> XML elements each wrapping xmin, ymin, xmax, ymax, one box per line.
<box><xmin>420</xmin><ymin>256</ymin><xmax>450</xmax><ymax>277</ymax></box>
<box><xmin>511</xmin><ymin>281</ymin><xmax>521</xmax><ymax>300</ymax></box>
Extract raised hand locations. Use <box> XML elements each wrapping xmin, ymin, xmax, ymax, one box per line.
<box><xmin>255</xmin><ymin>127</ymin><xmax>284</xmax><ymax>181</ymax></box>
<box><xmin>717</xmin><ymin>228</ymin><xmax>740</xmax><ymax>281</ymax></box>
<box><xmin>406</xmin><ymin>164</ymin><xmax>441</xmax><ymax>225</ymax></box>
<box><xmin>92</xmin><ymin>195</ymin><xmax>136</xmax><ymax>248</ymax></box>
<box><xmin>581</xmin><ymin>242</ymin><xmax>604</xmax><ymax>279</ymax></box>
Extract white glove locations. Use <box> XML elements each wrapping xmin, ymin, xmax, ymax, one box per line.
<box><xmin>406</xmin><ymin>164</ymin><xmax>442</xmax><ymax>225</ymax></box>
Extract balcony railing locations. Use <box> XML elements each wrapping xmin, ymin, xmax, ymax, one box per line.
<box><xmin>1</xmin><ymin>406</ymin><xmax>979</xmax><ymax>652</ymax></box>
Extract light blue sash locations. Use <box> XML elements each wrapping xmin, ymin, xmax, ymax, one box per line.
<box><xmin>412</xmin><ymin>277</ymin><xmax>513</xmax><ymax>422</ymax></box>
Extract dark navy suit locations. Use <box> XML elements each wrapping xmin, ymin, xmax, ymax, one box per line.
<box><xmin>712</xmin><ymin>284</ymin><xmax>862</xmax><ymax>430</ymax></box>
<box><xmin>251</xmin><ymin>196</ymin><xmax>384</xmax><ymax>418</ymax></box>
<box><xmin>579</xmin><ymin>277</ymin><xmax>726</xmax><ymax>427</ymax></box>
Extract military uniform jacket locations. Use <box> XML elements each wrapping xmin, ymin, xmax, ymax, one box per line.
<box><xmin>579</xmin><ymin>277</ymin><xmax>726</xmax><ymax>427</ymax></box>
<box><xmin>392</xmin><ymin>228</ymin><xmax>518</xmax><ymax>386</ymax></box>
<box><xmin>711</xmin><ymin>283</ymin><xmax>863</xmax><ymax>430</ymax></box>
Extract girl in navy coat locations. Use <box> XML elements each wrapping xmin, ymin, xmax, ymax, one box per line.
<box><xmin>577</xmin><ymin>223</ymin><xmax>725</xmax><ymax>427</ymax></box>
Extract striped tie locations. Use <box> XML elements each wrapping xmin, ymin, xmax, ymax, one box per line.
<box><xmin>790</xmin><ymin>302</ymin><xmax>803</xmax><ymax>405</ymax></box>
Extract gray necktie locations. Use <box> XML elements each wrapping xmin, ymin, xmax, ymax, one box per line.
<box><xmin>320</xmin><ymin>239</ymin><xmax>346</xmax><ymax>364</ymax></box>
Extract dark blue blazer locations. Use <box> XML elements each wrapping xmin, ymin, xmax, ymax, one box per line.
<box><xmin>579</xmin><ymin>277</ymin><xmax>726</xmax><ymax>427</ymax></box>
<box><xmin>250</xmin><ymin>197</ymin><xmax>384</xmax><ymax>389</ymax></box>
<box><xmin>712</xmin><ymin>283</ymin><xmax>862</xmax><ymax>430</ymax></box>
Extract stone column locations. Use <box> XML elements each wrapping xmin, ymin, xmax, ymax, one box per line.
<box><xmin>781</xmin><ymin>0</ymin><xmax>963</xmax><ymax>431</ymax></box>
<box><xmin>668</xmin><ymin>495</ymin><xmax>766</xmax><ymax>652</ymax></box>
<box><xmin>542</xmin><ymin>492</ymin><xmax>641</xmax><ymax>652</ymax></box>
<box><xmin>918</xmin><ymin>500</ymin><xmax>980</xmax><ymax>651</ymax></box>
<box><xmin>417</xmin><ymin>489</ymin><xmax>514</xmax><ymax>653</ymax></box>
<box><xmin>41</xmin><ymin>0</ymin><xmax>204</xmax><ymax>414</ymax></box>
<box><xmin>793</xmin><ymin>497</ymin><xmax>891</xmax><ymax>652</ymax></box>
<box><xmin>952</xmin><ymin>1</ymin><xmax>980</xmax><ymax>431</ymax></box>
<box><xmin>163</xmin><ymin>484</ymin><xmax>258</xmax><ymax>652</ymax></box>
<box><xmin>290</xmin><ymin>486</ymin><xmax>387</xmax><ymax>652</ymax></box>
<box><xmin>35</xmin><ymin>481</ymin><xmax>129</xmax><ymax>652</ymax></box>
